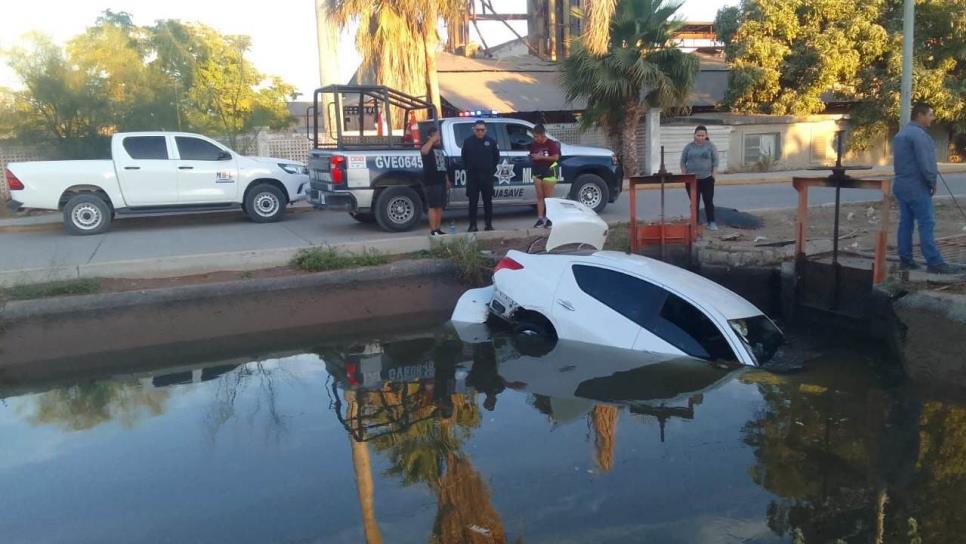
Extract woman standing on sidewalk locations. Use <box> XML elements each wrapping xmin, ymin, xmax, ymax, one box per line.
<box><xmin>680</xmin><ymin>126</ymin><xmax>720</xmax><ymax>230</ymax></box>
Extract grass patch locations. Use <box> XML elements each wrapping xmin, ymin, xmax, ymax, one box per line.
<box><xmin>1</xmin><ymin>278</ymin><xmax>102</xmax><ymax>301</ymax></box>
<box><xmin>290</xmin><ymin>247</ymin><xmax>389</xmax><ymax>272</ymax></box>
<box><xmin>604</xmin><ymin>222</ymin><xmax>631</xmax><ymax>252</ymax></box>
<box><xmin>430</xmin><ymin>237</ymin><xmax>492</xmax><ymax>286</ymax></box>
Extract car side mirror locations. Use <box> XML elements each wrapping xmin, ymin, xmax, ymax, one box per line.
<box><xmin>218</xmin><ymin>151</ymin><xmax>232</xmax><ymax>161</ymax></box>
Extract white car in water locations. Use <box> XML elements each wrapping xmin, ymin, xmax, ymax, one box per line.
<box><xmin>452</xmin><ymin>199</ymin><xmax>784</xmax><ymax>367</ymax></box>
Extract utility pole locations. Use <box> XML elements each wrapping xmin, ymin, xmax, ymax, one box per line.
<box><xmin>899</xmin><ymin>0</ymin><xmax>914</xmax><ymax>125</ymax></box>
<box><xmin>315</xmin><ymin>0</ymin><xmax>342</xmax><ymax>87</ymax></box>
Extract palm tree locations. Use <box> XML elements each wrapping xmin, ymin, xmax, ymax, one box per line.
<box><xmin>561</xmin><ymin>0</ymin><xmax>698</xmax><ymax>175</ymax></box>
<box><xmin>583</xmin><ymin>0</ymin><xmax>617</xmax><ymax>56</ymax></box>
<box><xmin>326</xmin><ymin>0</ymin><xmax>465</xmax><ymax>116</ymax></box>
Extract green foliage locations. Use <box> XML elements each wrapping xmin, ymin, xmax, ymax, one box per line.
<box><xmin>20</xmin><ymin>380</ymin><xmax>168</xmax><ymax>431</ymax></box>
<box><xmin>0</xmin><ymin>278</ymin><xmax>101</xmax><ymax>301</ymax></box>
<box><xmin>290</xmin><ymin>247</ymin><xmax>389</xmax><ymax>272</ymax></box>
<box><xmin>0</xmin><ymin>11</ymin><xmax>295</xmax><ymax>156</ymax></box>
<box><xmin>561</xmin><ymin>0</ymin><xmax>699</xmax><ymax>175</ymax></box>
<box><xmin>429</xmin><ymin>237</ymin><xmax>490</xmax><ymax>286</ymax></box>
<box><xmin>720</xmin><ymin>0</ymin><xmax>966</xmax><ymax>150</ymax></box>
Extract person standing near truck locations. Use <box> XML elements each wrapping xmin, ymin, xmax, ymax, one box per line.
<box><xmin>680</xmin><ymin>125</ymin><xmax>720</xmax><ymax>231</ymax></box>
<box><xmin>420</xmin><ymin>127</ymin><xmax>450</xmax><ymax>236</ymax></box>
<box><xmin>530</xmin><ymin>124</ymin><xmax>561</xmax><ymax>228</ymax></box>
<box><xmin>461</xmin><ymin>120</ymin><xmax>501</xmax><ymax>232</ymax></box>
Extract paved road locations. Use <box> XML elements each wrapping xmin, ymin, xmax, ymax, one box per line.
<box><xmin>2</xmin><ymin>174</ymin><xmax>965</xmax><ymax>274</ymax></box>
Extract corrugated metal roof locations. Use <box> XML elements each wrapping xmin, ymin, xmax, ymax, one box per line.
<box><xmin>437</xmin><ymin>52</ymin><xmax>728</xmax><ymax>114</ymax></box>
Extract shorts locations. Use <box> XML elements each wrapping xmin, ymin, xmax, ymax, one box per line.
<box><xmin>533</xmin><ymin>164</ymin><xmax>557</xmax><ymax>183</ymax></box>
<box><xmin>423</xmin><ymin>183</ymin><xmax>447</xmax><ymax>208</ymax></box>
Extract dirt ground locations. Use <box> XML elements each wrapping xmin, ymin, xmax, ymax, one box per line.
<box><xmin>700</xmin><ymin>199</ymin><xmax>966</xmax><ymax>262</ymax></box>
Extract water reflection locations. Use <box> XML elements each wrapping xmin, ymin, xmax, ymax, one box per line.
<box><xmin>19</xmin><ymin>380</ymin><xmax>169</xmax><ymax>431</ymax></box>
<box><xmin>321</xmin><ymin>329</ymin><xmax>744</xmax><ymax>543</ymax></box>
<box><xmin>3</xmin><ymin>327</ymin><xmax>966</xmax><ymax>543</ymax></box>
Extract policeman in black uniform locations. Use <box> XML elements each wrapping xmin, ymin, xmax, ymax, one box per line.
<box><xmin>460</xmin><ymin>120</ymin><xmax>501</xmax><ymax>231</ymax></box>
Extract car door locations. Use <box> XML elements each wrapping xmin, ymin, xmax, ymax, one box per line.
<box><xmin>444</xmin><ymin>121</ymin><xmax>476</xmax><ymax>206</ymax></box>
<box><xmin>174</xmin><ymin>136</ymin><xmax>239</xmax><ymax>203</ymax></box>
<box><xmin>553</xmin><ymin>263</ymin><xmax>654</xmax><ymax>350</ymax></box>
<box><xmin>491</xmin><ymin>121</ymin><xmax>537</xmax><ymax>204</ymax></box>
<box><xmin>115</xmin><ymin>135</ymin><xmax>180</xmax><ymax>206</ymax></box>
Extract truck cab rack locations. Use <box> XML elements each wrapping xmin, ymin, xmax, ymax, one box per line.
<box><xmin>308</xmin><ymin>85</ymin><xmax>440</xmax><ymax>151</ymax></box>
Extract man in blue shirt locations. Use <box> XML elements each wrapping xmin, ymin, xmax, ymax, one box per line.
<box><xmin>893</xmin><ymin>103</ymin><xmax>955</xmax><ymax>274</ymax></box>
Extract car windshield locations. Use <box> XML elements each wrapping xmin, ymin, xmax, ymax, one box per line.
<box><xmin>729</xmin><ymin>316</ymin><xmax>783</xmax><ymax>365</ymax></box>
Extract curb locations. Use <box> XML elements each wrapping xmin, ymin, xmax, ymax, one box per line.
<box><xmin>0</xmin><ymin>228</ymin><xmax>543</xmax><ymax>288</ymax></box>
<box><xmin>0</xmin><ymin>258</ymin><xmax>457</xmax><ymax>321</ymax></box>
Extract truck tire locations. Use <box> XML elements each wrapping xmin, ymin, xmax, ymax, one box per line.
<box><xmin>244</xmin><ymin>183</ymin><xmax>286</xmax><ymax>223</ymax></box>
<box><xmin>571</xmin><ymin>173</ymin><xmax>609</xmax><ymax>213</ymax></box>
<box><xmin>63</xmin><ymin>194</ymin><xmax>112</xmax><ymax>235</ymax></box>
<box><xmin>350</xmin><ymin>211</ymin><xmax>376</xmax><ymax>223</ymax></box>
<box><xmin>374</xmin><ymin>186</ymin><xmax>422</xmax><ymax>232</ymax></box>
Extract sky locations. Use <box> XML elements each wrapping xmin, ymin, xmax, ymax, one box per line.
<box><xmin>0</xmin><ymin>0</ymin><xmax>732</xmax><ymax>99</ymax></box>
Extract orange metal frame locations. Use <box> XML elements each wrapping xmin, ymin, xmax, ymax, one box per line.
<box><xmin>628</xmin><ymin>174</ymin><xmax>701</xmax><ymax>254</ymax></box>
<box><xmin>792</xmin><ymin>177</ymin><xmax>892</xmax><ymax>284</ymax></box>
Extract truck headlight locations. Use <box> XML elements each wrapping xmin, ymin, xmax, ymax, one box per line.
<box><xmin>279</xmin><ymin>163</ymin><xmax>308</xmax><ymax>175</ymax></box>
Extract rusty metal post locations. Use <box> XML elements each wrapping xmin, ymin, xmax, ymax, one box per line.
<box><xmin>629</xmin><ymin>178</ymin><xmax>639</xmax><ymax>253</ymax></box>
<box><xmin>874</xmin><ymin>180</ymin><xmax>893</xmax><ymax>285</ymax></box>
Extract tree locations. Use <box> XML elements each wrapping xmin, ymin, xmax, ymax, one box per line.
<box><xmin>21</xmin><ymin>381</ymin><xmax>169</xmax><ymax>431</ymax></box>
<box><xmin>326</xmin><ymin>0</ymin><xmax>465</xmax><ymax>117</ymax></box>
<box><xmin>719</xmin><ymin>0</ymin><xmax>966</xmax><ymax>150</ymax></box>
<box><xmin>1</xmin><ymin>12</ymin><xmax>296</xmax><ymax>155</ymax></box>
<box><xmin>561</xmin><ymin>0</ymin><xmax>699</xmax><ymax>175</ymax></box>
<box><xmin>583</xmin><ymin>0</ymin><xmax>618</xmax><ymax>57</ymax></box>
<box><xmin>183</xmin><ymin>25</ymin><xmax>296</xmax><ymax>151</ymax></box>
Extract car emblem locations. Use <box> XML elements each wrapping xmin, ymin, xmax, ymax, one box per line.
<box><xmin>495</xmin><ymin>159</ymin><xmax>515</xmax><ymax>185</ymax></box>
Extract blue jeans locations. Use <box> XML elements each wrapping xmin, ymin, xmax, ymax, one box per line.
<box><xmin>896</xmin><ymin>193</ymin><xmax>945</xmax><ymax>266</ymax></box>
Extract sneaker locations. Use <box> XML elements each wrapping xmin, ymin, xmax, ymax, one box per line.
<box><xmin>544</xmin><ymin>219</ymin><xmax>552</xmax><ymax>229</ymax></box>
<box><xmin>707</xmin><ymin>222</ymin><xmax>719</xmax><ymax>231</ymax></box>
<box><xmin>484</xmin><ymin>225</ymin><xmax>495</xmax><ymax>232</ymax></box>
<box><xmin>433</xmin><ymin>229</ymin><xmax>445</xmax><ymax>236</ymax></box>
<box><xmin>899</xmin><ymin>260</ymin><xmax>920</xmax><ymax>271</ymax></box>
<box><xmin>927</xmin><ymin>263</ymin><xmax>960</xmax><ymax>275</ymax></box>
<box><xmin>467</xmin><ymin>225</ymin><xmax>478</xmax><ymax>233</ymax></box>
<box><xmin>533</xmin><ymin>218</ymin><xmax>545</xmax><ymax>228</ymax></box>
<box><xmin>430</xmin><ymin>230</ymin><xmax>440</xmax><ymax>237</ymax></box>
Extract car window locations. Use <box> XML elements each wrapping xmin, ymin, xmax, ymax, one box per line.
<box><xmin>655</xmin><ymin>294</ymin><xmax>737</xmax><ymax>361</ymax></box>
<box><xmin>122</xmin><ymin>136</ymin><xmax>169</xmax><ymax>160</ymax></box>
<box><xmin>176</xmin><ymin>137</ymin><xmax>227</xmax><ymax>161</ymax></box>
<box><xmin>452</xmin><ymin>123</ymin><xmax>476</xmax><ymax>149</ymax></box>
<box><xmin>506</xmin><ymin>123</ymin><xmax>534</xmax><ymax>151</ymax></box>
<box><xmin>572</xmin><ymin>265</ymin><xmax>666</xmax><ymax>327</ymax></box>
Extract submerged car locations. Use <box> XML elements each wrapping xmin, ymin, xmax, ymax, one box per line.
<box><xmin>452</xmin><ymin>199</ymin><xmax>784</xmax><ymax>367</ymax></box>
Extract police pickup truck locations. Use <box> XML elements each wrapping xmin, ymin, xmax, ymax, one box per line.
<box><xmin>305</xmin><ymin>85</ymin><xmax>622</xmax><ymax>232</ymax></box>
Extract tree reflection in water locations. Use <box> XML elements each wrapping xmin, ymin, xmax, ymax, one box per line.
<box><xmin>21</xmin><ymin>380</ymin><xmax>169</xmax><ymax>431</ymax></box>
<box><xmin>741</xmin><ymin>360</ymin><xmax>966</xmax><ymax>544</ymax></box>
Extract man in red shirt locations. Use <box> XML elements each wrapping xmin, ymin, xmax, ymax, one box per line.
<box><xmin>529</xmin><ymin>124</ymin><xmax>561</xmax><ymax>228</ymax></box>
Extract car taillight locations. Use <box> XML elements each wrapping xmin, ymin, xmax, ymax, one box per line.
<box><xmin>5</xmin><ymin>169</ymin><xmax>24</xmax><ymax>191</ymax></box>
<box><xmin>330</xmin><ymin>155</ymin><xmax>346</xmax><ymax>185</ymax></box>
<box><xmin>493</xmin><ymin>257</ymin><xmax>524</xmax><ymax>274</ymax></box>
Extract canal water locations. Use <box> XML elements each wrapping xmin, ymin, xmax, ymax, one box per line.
<box><xmin>1</xmin><ymin>324</ymin><xmax>964</xmax><ymax>544</ymax></box>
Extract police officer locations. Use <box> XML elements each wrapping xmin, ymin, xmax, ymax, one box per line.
<box><xmin>460</xmin><ymin>119</ymin><xmax>501</xmax><ymax>231</ymax></box>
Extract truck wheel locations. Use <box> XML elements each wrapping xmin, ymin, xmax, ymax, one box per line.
<box><xmin>350</xmin><ymin>211</ymin><xmax>376</xmax><ymax>223</ymax></box>
<box><xmin>63</xmin><ymin>194</ymin><xmax>112</xmax><ymax>235</ymax></box>
<box><xmin>374</xmin><ymin>186</ymin><xmax>421</xmax><ymax>232</ymax></box>
<box><xmin>244</xmin><ymin>184</ymin><xmax>286</xmax><ymax>223</ymax></box>
<box><xmin>571</xmin><ymin>174</ymin><xmax>609</xmax><ymax>213</ymax></box>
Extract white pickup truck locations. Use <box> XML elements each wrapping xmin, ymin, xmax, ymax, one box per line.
<box><xmin>4</xmin><ymin>132</ymin><xmax>310</xmax><ymax>235</ymax></box>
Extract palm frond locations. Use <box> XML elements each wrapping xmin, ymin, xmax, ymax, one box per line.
<box><xmin>583</xmin><ymin>0</ymin><xmax>617</xmax><ymax>56</ymax></box>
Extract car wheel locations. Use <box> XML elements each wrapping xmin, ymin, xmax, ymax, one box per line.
<box><xmin>374</xmin><ymin>186</ymin><xmax>422</xmax><ymax>232</ymax></box>
<box><xmin>63</xmin><ymin>194</ymin><xmax>112</xmax><ymax>235</ymax></box>
<box><xmin>350</xmin><ymin>211</ymin><xmax>376</xmax><ymax>223</ymax></box>
<box><xmin>571</xmin><ymin>173</ymin><xmax>609</xmax><ymax>213</ymax></box>
<box><xmin>511</xmin><ymin>314</ymin><xmax>557</xmax><ymax>357</ymax></box>
<box><xmin>244</xmin><ymin>184</ymin><xmax>286</xmax><ymax>223</ymax></box>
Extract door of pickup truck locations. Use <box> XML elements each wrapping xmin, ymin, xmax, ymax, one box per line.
<box><xmin>114</xmin><ymin>135</ymin><xmax>180</xmax><ymax>206</ymax></box>
<box><xmin>173</xmin><ymin>135</ymin><xmax>239</xmax><ymax>203</ymax></box>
